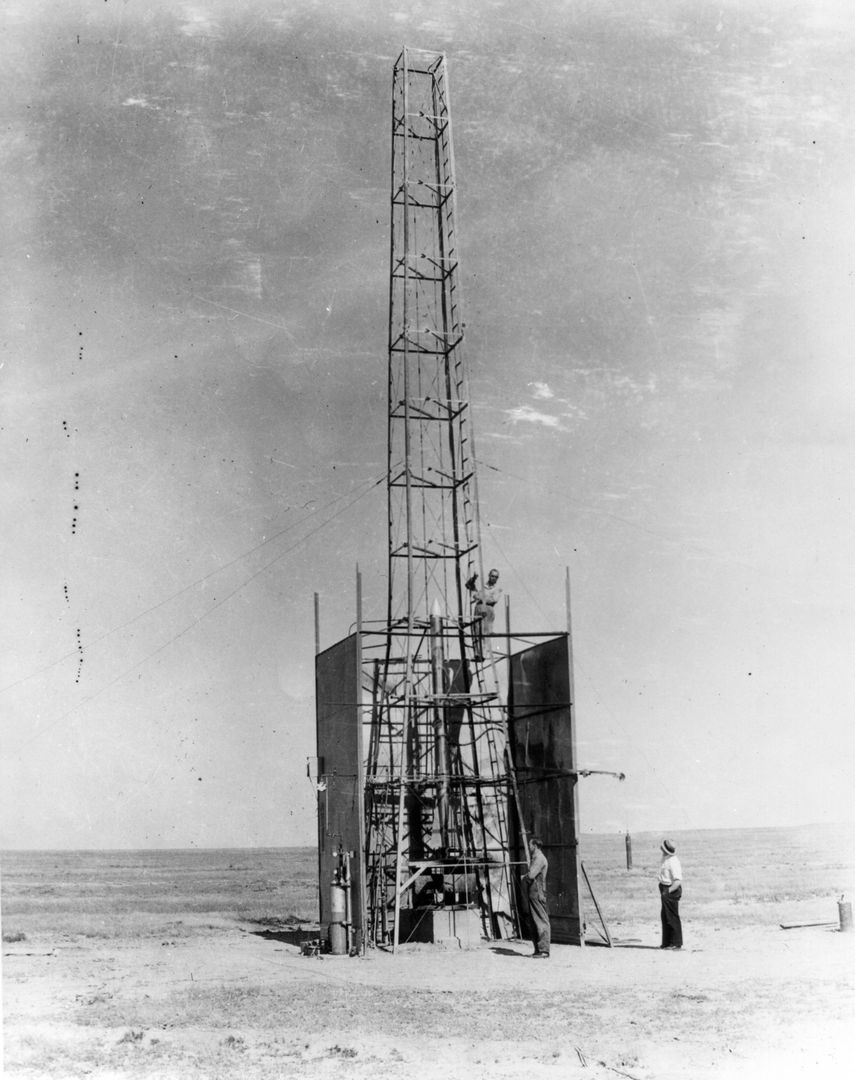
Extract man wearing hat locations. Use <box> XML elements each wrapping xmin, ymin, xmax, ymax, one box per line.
<box><xmin>522</xmin><ymin>836</ymin><xmax>550</xmax><ymax>957</ymax></box>
<box><xmin>658</xmin><ymin>839</ymin><xmax>683</xmax><ymax>950</ymax></box>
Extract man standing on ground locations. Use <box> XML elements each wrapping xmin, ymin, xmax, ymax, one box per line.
<box><xmin>659</xmin><ymin>838</ymin><xmax>683</xmax><ymax>950</ymax></box>
<box><xmin>523</xmin><ymin>836</ymin><xmax>550</xmax><ymax>958</ymax></box>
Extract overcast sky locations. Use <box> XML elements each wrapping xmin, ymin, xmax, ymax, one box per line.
<box><xmin>2</xmin><ymin>0</ymin><xmax>854</xmax><ymax>849</ymax></box>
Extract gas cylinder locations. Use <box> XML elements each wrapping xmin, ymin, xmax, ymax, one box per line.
<box><xmin>329</xmin><ymin>881</ymin><xmax>347</xmax><ymax>954</ymax></box>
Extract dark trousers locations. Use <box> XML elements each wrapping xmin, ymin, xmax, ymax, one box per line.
<box><xmin>527</xmin><ymin>882</ymin><xmax>551</xmax><ymax>955</ymax></box>
<box><xmin>659</xmin><ymin>883</ymin><xmax>683</xmax><ymax>947</ymax></box>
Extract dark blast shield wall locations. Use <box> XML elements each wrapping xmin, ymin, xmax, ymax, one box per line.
<box><xmin>315</xmin><ymin>634</ymin><xmax>364</xmax><ymax>948</ymax></box>
<box><xmin>509</xmin><ymin>635</ymin><xmax>582</xmax><ymax>945</ymax></box>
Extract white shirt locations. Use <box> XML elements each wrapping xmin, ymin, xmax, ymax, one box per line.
<box><xmin>526</xmin><ymin>847</ymin><xmax>548</xmax><ymax>886</ymax></box>
<box><xmin>472</xmin><ymin>583</ymin><xmax>502</xmax><ymax>617</ymax></box>
<box><xmin>659</xmin><ymin>853</ymin><xmax>682</xmax><ymax>885</ymax></box>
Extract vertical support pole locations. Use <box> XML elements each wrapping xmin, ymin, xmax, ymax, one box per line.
<box><xmin>393</xmin><ymin>47</ymin><xmax>413</xmax><ymax>958</ymax></box>
<box><xmin>431</xmin><ymin>601</ymin><xmax>450</xmax><ymax>848</ymax></box>
<box><xmin>314</xmin><ymin>592</ymin><xmax>320</xmax><ymax>656</ymax></box>
<box><xmin>504</xmin><ymin>594</ymin><xmax>512</xmax><ymax>689</ymax></box>
<box><xmin>565</xmin><ymin>567</ymin><xmax>584</xmax><ymax>946</ymax></box>
<box><xmin>355</xmin><ymin>563</ymin><xmax>366</xmax><ymax>955</ymax></box>
<box><xmin>385</xmin><ymin>57</ymin><xmax>397</xmax><ymax>635</ymax></box>
<box><xmin>625</xmin><ymin>831</ymin><xmax>633</xmax><ymax>871</ymax></box>
<box><xmin>401</xmin><ymin>47</ymin><xmax>414</xmax><ymax>630</ymax></box>
<box><xmin>503</xmin><ymin>591</ymin><xmax>527</xmax><ymax>937</ymax></box>
<box><xmin>392</xmin><ymin>695</ymin><xmax>409</xmax><ymax>955</ymax></box>
<box><xmin>343</xmin><ymin>849</ymin><xmax>353</xmax><ymax>954</ymax></box>
<box><xmin>356</xmin><ymin>564</ymin><xmax>363</xmax><ymax>634</ymax></box>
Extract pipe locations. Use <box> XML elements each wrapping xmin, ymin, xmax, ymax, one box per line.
<box><xmin>430</xmin><ymin>600</ymin><xmax>450</xmax><ymax>848</ymax></box>
<box><xmin>343</xmin><ymin>849</ymin><xmax>353</xmax><ymax>954</ymax></box>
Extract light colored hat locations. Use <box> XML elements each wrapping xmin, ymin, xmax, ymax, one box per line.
<box><xmin>661</xmin><ymin>839</ymin><xmax>676</xmax><ymax>855</ymax></box>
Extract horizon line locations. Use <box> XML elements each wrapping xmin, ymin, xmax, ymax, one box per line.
<box><xmin>3</xmin><ymin>821</ymin><xmax>854</xmax><ymax>855</ymax></box>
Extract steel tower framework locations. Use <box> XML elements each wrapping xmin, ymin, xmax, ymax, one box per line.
<box><xmin>360</xmin><ymin>48</ymin><xmax>517</xmax><ymax>947</ymax></box>
<box><xmin>314</xmin><ymin>49</ymin><xmax>588</xmax><ymax>955</ymax></box>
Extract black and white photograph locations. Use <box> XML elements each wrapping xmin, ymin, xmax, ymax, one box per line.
<box><xmin>2</xmin><ymin>1</ymin><xmax>854</xmax><ymax>1077</ymax></box>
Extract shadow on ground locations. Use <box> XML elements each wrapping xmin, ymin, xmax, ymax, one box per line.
<box><xmin>248</xmin><ymin>927</ymin><xmax>321</xmax><ymax>946</ymax></box>
<box><xmin>611</xmin><ymin>943</ymin><xmax>667</xmax><ymax>950</ymax></box>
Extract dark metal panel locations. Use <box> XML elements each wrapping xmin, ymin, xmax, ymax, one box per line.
<box><xmin>509</xmin><ymin>635</ymin><xmax>582</xmax><ymax>945</ymax></box>
<box><xmin>315</xmin><ymin>634</ymin><xmax>364</xmax><ymax>946</ymax></box>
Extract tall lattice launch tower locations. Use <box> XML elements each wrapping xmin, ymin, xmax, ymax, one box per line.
<box><xmin>314</xmin><ymin>48</ymin><xmax>584</xmax><ymax>954</ymax></box>
<box><xmin>362</xmin><ymin>47</ymin><xmax>516</xmax><ymax>947</ymax></box>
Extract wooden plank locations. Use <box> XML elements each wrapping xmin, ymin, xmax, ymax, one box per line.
<box><xmin>581</xmin><ymin>861</ymin><xmax>612</xmax><ymax>948</ymax></box>
<box><xmin>779</xmin><ymin>920</ymin><xmax>836</xmax><ymax>930</ymax></box>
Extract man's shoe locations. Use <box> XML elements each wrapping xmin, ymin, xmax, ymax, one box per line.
<box><xmin>666</xmin><ymin>945</ymin><xmax>682</xmax><ymax>950</ymax></box>
<box><xmin>532</xmin><ymin>952</ymin><xmax>549</xmax><ymax>958</ymax></box>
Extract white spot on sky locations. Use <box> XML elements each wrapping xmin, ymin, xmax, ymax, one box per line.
<box><xmin>529</xmin><ymin>381</ymin><xmax>554</xmax><ymax>400</ymax></box>
<box><xmin>179</xmin><ymin>7</ymin><xmax>220</xmax><ymax>38</ymax></box>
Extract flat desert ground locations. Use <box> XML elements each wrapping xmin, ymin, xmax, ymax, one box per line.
<box><xmin>3</xmin><ymin>826</ymin><xmax>854</xmax><ymax>1079</ymax></box>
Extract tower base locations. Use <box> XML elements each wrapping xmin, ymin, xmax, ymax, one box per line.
<box><xmin>398</xmin><ymin>906</ymin><xmax>482</xmax><ymax>947</ymax></box>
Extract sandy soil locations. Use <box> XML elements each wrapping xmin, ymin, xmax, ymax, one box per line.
<box><xmin>4</xmin><ymin>906</ymin><xmax>854</xmax><ymax>1079</ymax></box>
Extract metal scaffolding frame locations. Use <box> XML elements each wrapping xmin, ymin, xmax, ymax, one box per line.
<box><xmin>313</xmin><ymin>50</ymin><xmax>592</xmax><ymax>955</ymax></box>
<box><xmin>361</xmin><ymin>48</ymin><xmax>517</xmax><ymax>948</ymax></box>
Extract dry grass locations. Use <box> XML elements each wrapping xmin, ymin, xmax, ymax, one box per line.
<box><xmin>3</xmin><ymin>828</ymin><xmax>854</xmax><ymax>1079</ymax></box>
<box><xmin>579</xmin><ymin>825</ymin><xmax>855</xmax><ymax>930</ymax></box>
<box><xmin>5</xmin><ymin>827</ymin><xmax>853</xmax><ymax>940</ymax></box>
<box><xmin>1</xmin><ymin>847</ymin><xmax>317</xmax><ymax>942</ymax></box>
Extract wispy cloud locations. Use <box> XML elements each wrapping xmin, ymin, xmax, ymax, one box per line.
<box><xmin>480</xmin><ymin>430</ymin><xmax>530</xmax><ymax>443</ymax></box>
<box><xmin>505</xmin><ymin>405</ymin><xmax>562</xmax><ymax>428</ymax></box>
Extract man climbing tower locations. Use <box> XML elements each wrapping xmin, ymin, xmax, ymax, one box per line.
<box><xmin>465</xmin><ymin>568</ymin><xmax>502</xmax><ymax>662</ymax></box>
